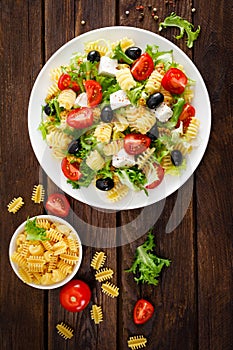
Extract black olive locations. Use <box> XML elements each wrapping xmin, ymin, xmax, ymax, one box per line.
<box><xmin>146</xmin><ymin>124</ymin><xmax>159</xmax><ymax>141</ymax></box>
<box><xmin>171</xmin><ymin>150</ymin><xmax>183</xmax><ymax>166</ymax></box>
<box><xmin>68</xmin><ymin>139</ymin><xmax>80</xmax><ymax>154</ymax></box>
<box><xmin>125</xmin><ymin>46</ymin><xmax>142</xmax><ymax>60</ymax></box>
<box><xmin>96</xmin><ymin>177</ymin><xmax>114</xmax><ymax>191</ymax></box>
<box><xmin>87</xmin><ymin>50</ymin><xmax>101</xmax><ymax>63</ymax></box>
<box><xmin>146</xmin><ymin>92</ymin><xmax>164</xmax><ymax>109</ymax></box>
<box><xmin>100</xmin><ymin>105</ymin><xmax>114</xmax><ymax>122</ymax></box>
<box><xmin>44</xmin><ymin>104</ymin><xmax>52</xmax><ymax>116</ymax></box>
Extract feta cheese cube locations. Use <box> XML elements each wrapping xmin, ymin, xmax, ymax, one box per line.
<box><xmin>110</xmin><ymin>90</ymin><xmax>131</xmax><ymax>110</ymax></box>
<box><xmin>112</xmin><ymin>148</ymin><xmax>135</xmax><ymax>168</ymax></box>
<box><xmin>75</xmin><ymin>92</ymin><xmax>88</xmax><ymax>107</ymax></box>
<box><xmin>98</xmin><ymin>56</ymin><xmax>118</xmax><ymax>77</ymax></box>
<box><xmin>154</xmin><ymin>102</ymin><xmax>173</xmax><ymax>123</ymax></box>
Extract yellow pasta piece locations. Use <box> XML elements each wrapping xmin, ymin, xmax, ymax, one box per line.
<box><xmin>56</xmin><ymin>322</ymin><xmax>74</xmax><ymax>340</ymax></box>
<box><xmin>90</xmin><ymin>304</ymin><xmax>103</xmax><ymax>324</ymax></box>
<box><xmin>19</xmin><ymin>241</ymin><xmax>30</xmax><ymax>257</ymax></box>
<box><xmin>57</xmin><ymin>261</ymin><xmax>73</xmax><ymax>275</ymax></box>
<box><xmin>161</xmin><ymin>154</ymin><xmax>173</xmax><ymax>172</ymax></box>
<box><xmin>127</xmin><ymin>335</ymin><xmax>147</xmax><ymax>349</ymax></box>
<box><xmin>29</xmin><ymin>244</ymin><xmax>44</xmax><ymax>256</ymax></box>
<box><xmin>46</xmin><ymin>83</ymin><xmax>60</xmax><ymax>100</ymax></box>
<box><xmin>66</xmin><ymin>236</ymin><xmax>79</xmax><ymax>252</ymax></box>
<box><xmin>27</xmin><ymin>262</ymin><xmax>45</xmax><ymax>273</ymax></box>
<box><xmin>86</xmin><ymin>150</ymin><xmax>105</xmax><ymax>171</ymax></box>
<box><xmin>136</xmin><ymin>148</ymin><xmax>156</xmax><ymax>170</ymax></box>
<box><xmin>95</xmin><ymin>268</ymin><xmax>114</xmax><ymax>282</ymax></box>
<box><xmin>106</xmin><ymin>182</ymin><xmax>129</xmax><ymax>202</ymax></box>
<box><xmin>91</xmin><ymin>251</ymin><xmax>106</xmax><ymax>270</ymax></box>
<box><xmin>60</xmin><ymin>252</ymin><xmax>79</xmax><ymax>265</ymax></box>
<box><xmin>57</xmin><ymin>89</ymin><xmax>76</xmax><ymax>110</ymax></box>
<box><xmin>16</xmin><ymin>233</ymin><xmax>26</xmax><ymax>246</ymax></box>
<box><xmin>18</xmin><ymin>267</ymin><xmax>34</xmax><ymax>284</ymax></box>
<box><xmin>31</xmin><ymin>184</ymin><xmax>45</xmax><ymax>204</ymax></box>
<box><xmin>46</xmin><ymin>228</ymin><xmax>63</xmax><ymax>242</ymax></box>
<box><xmin>185</xmin><ymin>118</ymin><xmax>200</xmax><ymax>140</ymax></box>
<box><xmin>84</xmin><ymin>39</ymin><xmax>111</xmax><ymax>56</ymax></box>
<box><xmin>53</xmin><ymin>241</ymin><xmax>67</xmax><ymax>256</ymax></box>
<box><xmin>7</xmin><ymin>197</ymin><xmax>24</xmax><ymax>214</ymax></box>
<box><xmin>101</xmin><ymin>281</ymin><xmax>119</xmax><ymax>298</ymax></box>
<box><xmin>27</xmin><ymin>256</ymin><xmax>46</xmax><ymax>265</ymax></box>
<box><xmin>47</xmin><ymin>255</ymin><xmax>58</xmax><ymax>272</ymax></box>
<box><xmin>36</xmin><ymin>218</ymin><xmax>51</xmax><ymax>230</ymax></box>
<box><xmin>11</xmin><ymin>252</ymin><xmax>27</xmax><ymax>267</ymax></box>
<box><xmin>51</xmin><ymin>269</ymin><xmax>66</xmax><ymax>282</ymax></box>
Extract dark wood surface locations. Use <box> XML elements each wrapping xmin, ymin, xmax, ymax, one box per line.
<box><xmin>0</xmin><ymin>1</ymin><xmax>232</xmax><ymax>349</ymax></box>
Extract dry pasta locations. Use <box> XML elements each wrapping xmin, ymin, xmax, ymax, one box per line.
<box><xmin>7</xmin><ymin>197</ymin><xmax>24</xmax><ymax>214</ymax></box>
<box><xmin>11</xmin><ymin>218</ymin><xmax>80</xmax><ymax>285</ymax></box>
<box><xmin>31</xmin><ymin>184</ymin><xmax>45</xmax><ymax>204</ymax></box>
<box><xmin>91</xmin><ymin>251</ymin><xmax>106</xmax><ymax>270</ymax></box>
<box><xmin>95</xmin><ymin>268</ymin><xmax>114</xmax><ymax>282</ymax></box>
<box><xmin>56</xmin><ymin>322</ymin><xmax>74</xmax><ymax>340</ymax></box>
<box><xmin>101</xmin><ymin>281</ymin><xmax>119</xmax><ymax>298</ymax></box>
<box><xmin>90</xmin><ymin>304</ymin><xmax>103</xmax><ymax>324</ymax></box>
<box><xmin>127</xmin><ymin>335</ymin><xmax>147</xmax><ymax>349</ymax></box>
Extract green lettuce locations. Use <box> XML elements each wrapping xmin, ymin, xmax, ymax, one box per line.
<box><xmin>25</xmin><ymin>218</ymin><xmax>48</xmax><ymax>241</ymax></box>
<box><xmin>159</xmin><ymin>12</ymin><xmax>201</xmax><ymax>48</ymax></box>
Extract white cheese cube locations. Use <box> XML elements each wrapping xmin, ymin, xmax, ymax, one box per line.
<box><xmin>74</xmin><ymin>92</ymin><xmax>88</xmax><ymax>107</ymax></box>
<box><xmin>110</xmin><ymin>90</ymin><xmax>131</xmax><ymax>110</ymax></box>
<box><xmin>154</xmin><ymin>102</ymin><xmax>173</xmax><ymax>123</ymax></box>
<box><xmin>98</xmin><ymin>56</ymin><xmax>118</xmax><ymax>77</ymax></box>
<box><xmin>112</xmin><ymin>148</ymin><xmax>135</xmax><ymax>168</ymax></box>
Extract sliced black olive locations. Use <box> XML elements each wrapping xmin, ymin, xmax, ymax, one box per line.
<box><xmin>87</xmin><ymin>50</ymin><xmax>101</xmax><ymax>63</ymax></box>
<box><xmin>146</xmin><ymin>92</ymin><xmax>164</xmax><ymax>109</ymax></box>
<box><xmin>44</xmin><ymin>104</ymin><xmax>52</xmax><ymax>116</ymax></box>
<box><xmin>171</xmin><ymin>150</ymin><xmax>183</xmax><ymax>166</ymax></box>
<box><xmin>96</xmin><ymin>177</ymin><xmax>114</xmax><ymax>191</ymax></box>
<box><xmin>68</xmin><ymin>139</ymin><xmax>80</xmax><ymax>154</ymax></box>
<box><xmin>146</xmin><ymin>124</ymin><xmax>159</xmax><ymax>141</ymax></box>
<box><xmin>125</xmin><ymin>46</ymin><xmax>142</xmax><ymax>60</ymax></box>
<box><xmin>100</xmin><ymin>105</ymin><xmax>114</xmax><ymax>122</ymax></box>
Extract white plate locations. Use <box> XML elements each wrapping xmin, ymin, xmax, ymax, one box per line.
<box><xmin>28</xmin><ymin>26</ymin><xmax>211</xmax><ymax>210</ymax></box>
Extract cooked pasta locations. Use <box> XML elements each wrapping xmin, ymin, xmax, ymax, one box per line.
<box><xmin>46</xmin><ymin>83</ymin><xmax>60</xmax><ymax>100</ymax></box>
<box><xmin>183</xmin><ymin>86</ymin><xmax>194</xmax><ymax>103</ymax></box>
<box><xmin>57</xmin><ymin>89</ymin><xmax>76</xmax><ymax>110</ymax></box>
<box><xmin>7</xmin><ymin>197</ymin><xmax>24</xmax><ymax>214</ymax></box>
<box><xmin>90</xmin><ymin>304</ymin><xmax>103</xmax><ymax>324</ymax></box>
<box><xmin>145</xmin><ymin>69</ymin><xmax>163</xmax><ymax>94</ymax></box>
<box><xmin>11</xmin><ymin>218</ymin><xmax>80</xmax><ymax>285</ymax></box>
<box><xmin>106</xmin><ymin>182</ymin><xmax>129</xmax><ymax>202</ymax></box>
<box><xmin>46</xmin><ymin>129</ymin><xmax>72</xmax><ymax>158</ymax></box>
<box><xmin>56</xmin><ymin>322</ymin><xmax>74</xmax><ymax>340</ymax></box>
<box><xmin>111</xmin><ymin>37</ymin><xmax>135</xmax><ymax>51</ymax></box>
<box><xmin>50</xmin><ymin>67</ymin><xmax>63</xmax><ymax>82</ymax></box>
<box><xmin>159</xmin><ymin>85</ymin><xmax>173</xmax><ymax>106</ymax></box>
<box><xmin>125</xmin><ymin>106</ymin><xmax>156</xmax><ymax>134</ymax></box>
<box><xmin>86</xmin><ymin>150</ymin><xmax>105</xmax><ymax>171</ymax></box>
<box><xmin>101</xmin><ymin>281</ymin><xmax>119</xmax><ymax>298</ymax></box>
<box><xmin>103</xmin><ymin>139</ymin><xmax>124</xmax><ymax>156</ymax></box>
<box><xmin>136</xmin><ymin>147</ymin><xmax>156</xmax><ymax>170</ymax></box>
<box><xmin>185</xmin><ymin>118</ymin><xmax>200</xmax><ymax>140</ymax></box>
<box><xmin>84</xmin><ymin>39</ymin><xmax>111</xmax><ymax>56</ymax></box>
<box><xmin>116</xmin><ymin>68</ymin><xmax>136</xmax><ymax>91</ymax></box>
<box><xmin>94</xmin><ymin>123</ymin><xmax>113</xmax><ymax>143</ymax></box>
<box><xmin>31</xmin><ymin>184</ymin><xmax>45</xmax><ymax>204</ymax></box>
<box><xmin>127</xmin><ymin>335</ymin><xmax>147</xmax><ymax>349</ymax></box>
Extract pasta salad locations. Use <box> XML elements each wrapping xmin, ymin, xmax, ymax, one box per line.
<box><xmin>39</xmin><ymin>37</ymin><xmax>200</xmax><ymax>203</ymax></box>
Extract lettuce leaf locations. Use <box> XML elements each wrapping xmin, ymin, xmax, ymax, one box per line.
<box><xmin>145</xmin><ymin>44</ymin><xmax>173</xmax><ymax>70</ymax></box>
<box><xmin>159</xmin><ymin>12</ymin><xmax>201</xmax><ymax>48</ymax></box>
<box><xmin>25</xmin><ymin>217</ymin><xmax>48</xmax><ymax>241</ymax></box>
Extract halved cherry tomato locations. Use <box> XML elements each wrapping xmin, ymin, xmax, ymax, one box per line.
<box><xmin>176</xmin><ymin>103</ymin><xmax>195</xmax><ymax>132</ymax></box>
<box><xmin>84</xmin><ymin>80</ymin><xmax>102</xmax><ymax>107</ymax></box>
<box><xmin>131</xmin><ymin>53</ymin><xmax>154</xmax><ymax>81</ymax></box>
<box><xmin>58</xmin><ymin>73</ymin><xmax>80</xmax><ymax>92</ymax></box>
<box><xmin>45</xmin><ymin>193</ymin><xmax>70</xmax><ymax>217</ymax></box>
<box><xmin>67</xmin><ymin>107</ymin><xmax>94</xmax><ymax>129</ymax></box>
<box><xmin>178</xmin><ymin>103</ymin><xmax>195</xmax><ymax>121</ymax></box>
<box><xmin>161</xmin><ymin>68</ymin><xmax>187</xmax><ymax>94</ymax></box>
<box><xmin>133</xmin><ymin>299</ymin><xmax>154</xmax><ymax>324</ymax></box>
<box><xmin>124</xmin><ymin>133</ymin><xmax>151</xmax><ymax>155</ymax></box>
<box><xmin>60</xmin><ymin>280</ymin><xmax>91</xmax><ymax>312</ymax></box>
<box><xmin>61</xmin><ymin>157</ymin><xmax>82</xmax><ymax>181</ymax></box>
<box><xmin>145</xmin><ymin>163</ymin><xmax>164</xmax><ymax>189</ymax></box>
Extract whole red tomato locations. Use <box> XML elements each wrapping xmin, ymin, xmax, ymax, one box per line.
<box><xmin>133</xmin><ymin>299</ymin><xmax>154</xmax><ymax>324</ymax></box>
<box><xmin>60</xmin><ymin>280</ymin><xmax>91</xmax><ymax>312</ymax></box>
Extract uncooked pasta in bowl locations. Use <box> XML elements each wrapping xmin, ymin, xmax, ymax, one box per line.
<box><xmin>9</xmin><ymin>215</ymin><xmax>82</xmax><ymax>289</ymax></box>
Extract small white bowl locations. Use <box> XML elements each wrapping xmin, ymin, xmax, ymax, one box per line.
<box><xmin>9</xmin><ymin>215</ymin><xmax>82</xmax><ymax>289</ymax></box>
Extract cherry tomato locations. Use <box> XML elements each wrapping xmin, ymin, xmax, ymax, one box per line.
<box><xmin>133</xmin><ymin>299</ymin><xmax>155</xmax><ymax>325</ymax></box>
<box><xmin>58</xmin><ymin>73</ymin><xmax>80</xmax><ymax>92</ymax></box>
<box><xmin>124</xmin><ymin>133</ymin><xmax>151</xmax><ymax>155</ymax></box>
<box><xmin>161</xmin><ymin>68</ymin><xmax>188</xmax><ymax>94</ymax></box>
<box><xmin>178</xmin><ymin>103</ymin><xmax>195</xmax><ymax>121</ymax></box>
<box><xmin>67</xmin><ymin>107</ymin><xmax>94</xmax><ymax>129</ymax></box>
<box><xmin>60</xmin><ymin>280</ymin><xmax>91</xmax><ymax>312</ymax></box>
<box><xmin>61</xmin><ymin>157</ymin><xmax>82</xmax><ymax>181</ymax></box>
<box><xmin>145</xmin><ymin>163</ymin><xmax>164</xmax><ymax>189</ymax></box>
<box><xmin>45</xmin><ymin>193</ymin><xmax>70</xmax><ymax>217</ymax></box>
<box><xmin>84</xmin><ymin>80</ymin><xmax>102</xmax><ymax>107</ymax></box>
<box><xmin>131</xmin><ymin>53</ymin><xmax>154</xmax><ymax>81</ymax></box>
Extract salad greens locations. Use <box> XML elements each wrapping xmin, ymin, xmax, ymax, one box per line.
<box><xmin>159</xmin><ymin>12</ymin><xmax>201</xmax><ymax>48</ymax></box>
<box><xmin>126</xmin><ymin>229</ymin><xmax>171</xmax><ymax>286</ymax></box>
<box><xmin>25</xmin><ymin>217</ymin><xmax>48</xmax><ymax>241</ymax></box>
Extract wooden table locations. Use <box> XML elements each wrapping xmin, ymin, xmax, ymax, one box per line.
<box><xmin>1</xmin><ymin>1</ymin><xmax>232</xmax><ymax>349</ymax></box>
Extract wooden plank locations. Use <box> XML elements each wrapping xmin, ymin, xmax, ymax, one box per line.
<box><xmin>0</xmin><ymin>1</ymin><xmax>44</xmax><ymax>350</ymax></box>
<box><xmin>194</xmin><ymin>1</ymin><xmax>233</xmax><ymax>349</ymax></box>
<box><xmin>118</xmin><ymin>1</ymin><xmax>197</xmax><ymax>349</ymax></box>
<box><xmin>44</xmin><ymin>0</ymin><xmax>118</xmax><ymax>348</ymax></box>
